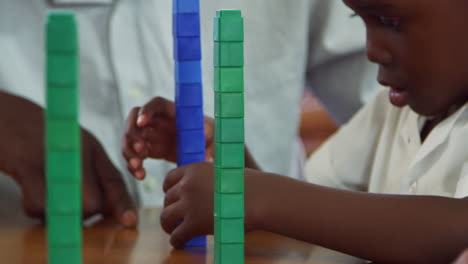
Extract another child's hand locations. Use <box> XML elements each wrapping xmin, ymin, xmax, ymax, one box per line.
<box><xmin>122</xmin><ymin>97</ymin><xmax>214</xmax><ymax>180</ymax></box>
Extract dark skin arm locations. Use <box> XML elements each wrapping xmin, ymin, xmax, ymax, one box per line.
<box><xmin>123</xmin><ymin>97</ymin><xmax>467</xmax><ymax>263</ymax></box>
<box><xmin>0</xmin><ymin>91</ymin><xmax>137</xmax><ymax>227</ymax></box>
<box><xmin>161</xmin><ymin>163</ymin><xmax>468</xmax><ymax>264</ymax></box>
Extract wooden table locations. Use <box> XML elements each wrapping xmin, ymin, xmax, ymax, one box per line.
<box><xmin>0</xmin><ymin>191</ymin><xmax>365</xmax><ymax>264</ymax></box>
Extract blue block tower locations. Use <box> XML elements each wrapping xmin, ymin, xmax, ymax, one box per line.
<box><xmin>173</xmin><ymin>0</ymin><xmax>206</xmax><ymax>246</ymax></box>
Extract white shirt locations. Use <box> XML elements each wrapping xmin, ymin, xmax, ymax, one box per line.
<box><xmin>305</xmin><ymin>89</ymin><xmax>468</xmax><ymax>198</ymax></box>
<box><xmin>0</xmin><ymin>0</ymin><xmax>377</xmax><ymax>207</ymax></box>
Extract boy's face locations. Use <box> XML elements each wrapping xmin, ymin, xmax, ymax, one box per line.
<box><xmin>344</xmin><ymin>0</ymin><xmax>468</xmax><ymax>116</ymax></box>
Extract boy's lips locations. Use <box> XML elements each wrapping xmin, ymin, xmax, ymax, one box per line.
<box><xmin>388</xmin><ymin>87</ymin><xmax>409</xmax><ymax>107</ymax></box>
<box><xmin>378</xmin><ymin>80</ymin><xmax>409</xmax><ymax>107</ymax></box>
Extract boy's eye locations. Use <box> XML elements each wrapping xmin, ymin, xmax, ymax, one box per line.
<box><xmin>377</xmin><ymin>16</ymin><xmax>401</xmax><ymax>30</ymax></box>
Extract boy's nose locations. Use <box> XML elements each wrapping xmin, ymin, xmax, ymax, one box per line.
<box><xmin>366</xmin><ymin>34</ymin><xmax>392</xmax><ymax>66</ymax></box>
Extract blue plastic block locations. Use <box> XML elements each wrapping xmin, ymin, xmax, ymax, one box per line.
<box><xmin>173</xmin><ymin>0</ymin><xmax>199</xmax><ymax>14</ymax></box>
<box><xmin>176</xmin><ymin>106</ymin><xmax>204</xmax><ymax>130</ymax></box>
<box><xmin>175</xmin><ymin>61</ymin><xmax>202</xmax><ymax>84</ymax></box>
<box><xmin>173</xmin><ymin>13</ymin><xmax>200</xmax><ymax>37</ymax></box>
<box><xmin>177</xmin><ymin>129</ymin><xmax>205</xmax><ymax>154</ymax></box>
<box><xmin>175</xmin><ymin>83</ymin><xmax>203</xmax><ymax>107</ymax></box>
<box><xmin>174</xmin><ymin>36</ymin><xmax>202</xmax><ymax>61</ymax></box>
<box><xmin>185</xmin><ymin>236</ymin><xmax>207</xmax><ymax>247</ymax></box>
<box><xmin>177</xmin><ymin>152</ymin><xmax>205</xmax><ymax>166</ymax></box>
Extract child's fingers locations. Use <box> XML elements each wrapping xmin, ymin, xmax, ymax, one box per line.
<box><xmin>164</xmin><ymin>183</ymin><xmax>181</xmax><ymax>207</ymax></box>
<box><xmin>123</xmin><ymin>107</ymin><xmax>148</xmax><ymax>175</ymax></box>
<box><xmin>163</xmin><ymin>167</ymin><xmax>186</xmax><ymax>193</ymax></box>
<box><xmin>170</xmin><ymin>220</ymin><xmax>199</xmax><ymax>249</ymax></box>
<box><xmin>137</xmin><ymin>97</ymin><xmax>176</xmax><ymax>128</ymax></box>
<box><xmin>160</xmin><ymin>202</ymin><xmax>184</xmax><ymax>235</ymax></box>
<box><xmin>126</xmin><ymin>164</ymin><xmax>146</xmax><ymax>180</ymax></box>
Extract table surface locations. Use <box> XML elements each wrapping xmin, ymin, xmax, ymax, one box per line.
<box><xmin>0</xmin><ymin>203</ymin><xmax>366</xmax><ymax>264</ymax></box>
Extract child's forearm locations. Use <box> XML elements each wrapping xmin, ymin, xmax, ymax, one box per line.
<box><xmin>247</xmin><ymin>172</ymin><xmax>468</xmax><ymax>264</ymax></box>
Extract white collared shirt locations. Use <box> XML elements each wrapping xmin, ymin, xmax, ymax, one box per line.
<box><xmin>0</xmin><ymin>0</ymin><xmax>377</xmax><ymax>207</ymax></box>
<box><xmin>305</xmin><ymin>89</ymin><xmax>468</xmax><ymax>197</ymax></box>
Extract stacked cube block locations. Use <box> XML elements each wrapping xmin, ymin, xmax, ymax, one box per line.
<box><xmin>173</xmin><ymin>0</ymin><xmax>207</xmax><ymax>246</ymax></box>
<box><xmin>213</xmin><ymin>10</ymin><xmax>245</xmax><ymax>264</ymax></box>
<box><xmin>45</xmin><ymin>13</ymin><xmax>82</xmax><ymax>264</ymax></box>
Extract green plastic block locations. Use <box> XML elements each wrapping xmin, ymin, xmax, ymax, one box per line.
<box><xmin>214</xmin><ymin>10</ymin><xmax>243</xmax><ymax>42</ymax></box>
<box><xmin>214</xmin><ymin>192</ymin><xmax>244</xmax><ymax>218</ymax></box>
<box><xmin>47</xmin><ymin>150</ymin><xmax>81</xmax><ymax>182</ymax></box>
<box><xmin>47</xmin><ymin>214</ymin><xmax>81</xmax><ymax>247</ymax></box>
<box><xmin>214</xmin><ymin>217</ymin><xmax>244</xmax><ymax>244</ymax></box>
<box><xmin>214</xmin><ymin>42</ymin><xmax>243</xmax><ymax>67</ymax></box>
<box><xmin>214</xmin><ymin>67</ymin><xmax>243</xmax><ymax>93</ymax></box>
<box><xmin>214</xmin><ymin>118</ymin><xmax>244</xmax><ymax>143</ymax></box>
<box><xmin>214</xmin><ymin>143</ymin><xmax>244</xmax><ymax>168</ymax></box>
<box><xmin>216</xmin><ymin>10</ymin><xmax>242</xmax><ymax>18</ymax></box>
<box><xmin>214</xmin><ymin>167</ymin><xmax>244</xmax><ymax>193</ymax></box>
<box><xmin>47</xmin><ymin>55</ymin><xmax>78</xmax><ymax>86</ymax></box>
<box><xmin>215</xmin><ymin>92</ymin><xmax>244</xmax><ymax>118</ymax></box>
<box><xmin>48</xmin><ymin>246</ymin><xmax>82</xmax><ymax>264</ymax></box>
<box><xmin>46</xmin><ymin>119</ymin><xmax>80</xmax><ymax>151</ymax></box>
<box><xmin>47</xmin><ymin>183</ymin><xmax>81</xmax><ymax>214</ymax></box>
<box><xmin>214</xmin><ymin>243</ymin><xmax>244</xmax><ymax>264</ymax></box>
<box><xmin>47</xmin><ymin>86</ymin><xmax>79</xmax><ymax>118</ymax></box>
<box><xmin>47</xmin><ymin>13</ymin><xmax>78</xmax><ymax>54</ymax></box>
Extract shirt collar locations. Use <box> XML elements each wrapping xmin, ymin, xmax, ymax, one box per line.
<box><xmin>410</xmin><ymin>102</ymin><xmax>468</xmax><ymax>168</ymax></box>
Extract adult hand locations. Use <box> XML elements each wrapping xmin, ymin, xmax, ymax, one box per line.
<box><xmin>0</xmin><ymin>92</ymin><xmax>137</xmax><ymax>227</ymax></box>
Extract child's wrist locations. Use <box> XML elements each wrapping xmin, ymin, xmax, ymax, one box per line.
<box><xmin>245</xmin><ymin>169</ymin><xmax>267</xmax><ymax>231</ymax></box>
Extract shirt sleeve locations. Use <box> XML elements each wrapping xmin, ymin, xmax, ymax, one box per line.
<box><xmin>304</xmin><ymin>89</ymin><xmax>389</xmax><ymax>191</ymax></box>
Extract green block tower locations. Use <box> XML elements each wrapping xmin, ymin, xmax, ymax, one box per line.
<box><xmin>46</xmin><ymin>12</ymin><xmax>82</xmax><ymax>264</ymax></box>
<box><xmin>213</xmin><ymin>10</ymin><xmax>245</xmax><ymax>264</ymax></box>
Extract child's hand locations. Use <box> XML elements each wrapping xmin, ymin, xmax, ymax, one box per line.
<box><xmin>122</xmin><ymin>97</ymin><xmax>214</xmax><ymax>180</ymax></box>
<box><xmin>160</xmin><ymin>162</ymin><xmax>264</xmax><ymax>248</ymax></box>
<box><xmin>160</xmin><ymin>162</ymin><xmax>215</xmax><ymax>248</ymax></box>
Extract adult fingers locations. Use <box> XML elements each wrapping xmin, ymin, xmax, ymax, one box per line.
<box><xmin>94</xmin><ymin>139</ymin><xmax>138</xmax><ymax>228</ymax></box>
